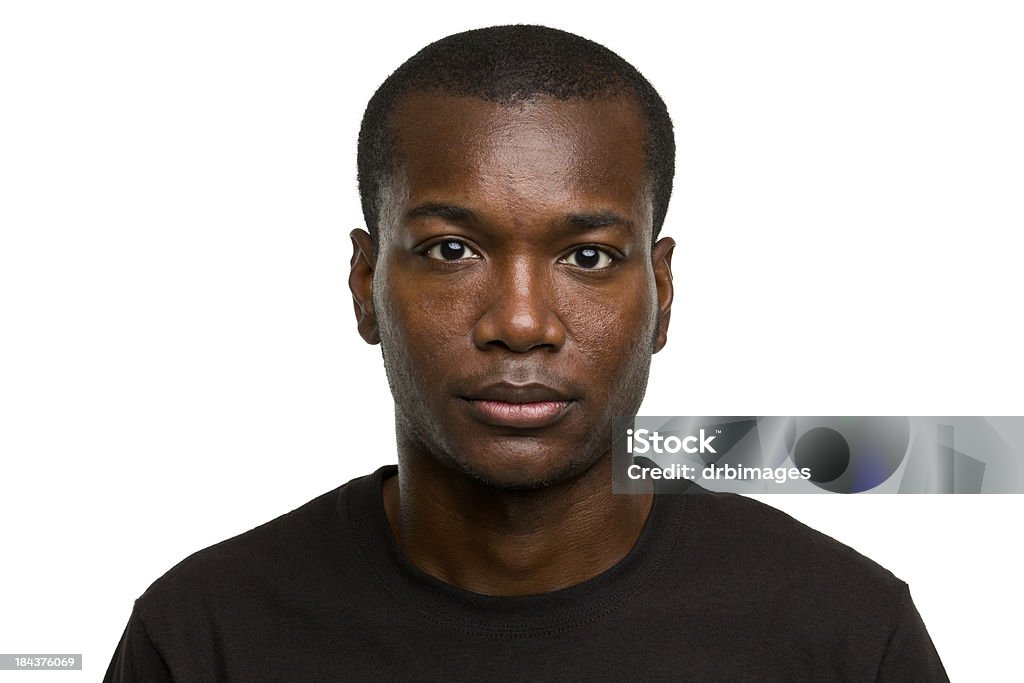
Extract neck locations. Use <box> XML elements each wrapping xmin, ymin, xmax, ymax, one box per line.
<box><xmin>382</xmin><ymin>442</ymin><xmax>653</xmax><ymax>597</ymax></box>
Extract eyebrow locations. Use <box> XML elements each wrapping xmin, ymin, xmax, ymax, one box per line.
<box><xmin>406</xmin><ymin>202</ymin><xmax>635</xmax><ymax>233</ymax></box>
<box><xmin>405</xmin><ymin>202</ymin><xmax>478</xmax><ymax>223</ymax></box>
<box><xmin>564</xmin><ymin>211</ymin><xmax>635</xmax><ymax>232</ymax></box>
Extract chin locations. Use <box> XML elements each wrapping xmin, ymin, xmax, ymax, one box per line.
<box><xmin>446</xmin><ymin>444</ymin><xmax>603</xmax><ymax>492</ymax></box>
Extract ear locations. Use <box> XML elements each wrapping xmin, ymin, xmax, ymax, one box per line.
<box><xmin>349</xmin><ymin>229</ymin><xmax>380</xmax><ymax>345</ymax></box>
<box><xmin>651</xmin><ymin>237</ymin><xmax>675</xmax><ymax>353</ymax></box>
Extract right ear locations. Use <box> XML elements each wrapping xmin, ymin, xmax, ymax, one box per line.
<box><xmin>349</xmin><ymin>229</ymin><xmax>380</xmax><ymax>344</ymax></box>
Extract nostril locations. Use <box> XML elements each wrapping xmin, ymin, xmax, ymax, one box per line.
<box><xmin>473</xmin><ymin>303</ymin><xmax>567</xmax><ymax>353</ymax></box>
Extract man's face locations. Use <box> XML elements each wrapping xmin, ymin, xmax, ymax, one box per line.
<box><xmin>351</xmin><ymin>92</ymin><xmax>674</xmax><ymax>489</ymax></box>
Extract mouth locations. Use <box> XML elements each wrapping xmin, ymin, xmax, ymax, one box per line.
<box><xmin>460</xmin><ymin>382</ymin><xmax>577</xmax><ymax>429</ymax></box>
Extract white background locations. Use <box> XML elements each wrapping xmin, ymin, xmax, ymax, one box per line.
<box><xmin>1</xmin><ymin>1</ymin><xmax>1022</xmax><ymax>680</ymax></box>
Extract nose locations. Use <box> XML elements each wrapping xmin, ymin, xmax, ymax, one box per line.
<box><xmin>472</xmin><ymin>258</ymin><xmax>567</xmax><ymax>353</ymax></box>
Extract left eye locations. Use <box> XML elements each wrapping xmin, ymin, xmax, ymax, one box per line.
<box><xmin>560</xmin><ymin>247</ymin><xmax>615</xmax><ymax>269</ymax></box>
<box><xmin>424</xmin><ymin>240</ymin><xmax>480</xmax><ymax>261</ymax></box>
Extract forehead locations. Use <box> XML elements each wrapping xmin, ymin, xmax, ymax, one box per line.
<box><xmin>384</xmin><ymin>92</ymin><xmax>651</xmax><ymax>236</ymax></box>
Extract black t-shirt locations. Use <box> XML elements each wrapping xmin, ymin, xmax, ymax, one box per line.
<box><xmin>104</xmin><ymin>466</ymin><xmax>948</xmax><ymax>681</ymax></box>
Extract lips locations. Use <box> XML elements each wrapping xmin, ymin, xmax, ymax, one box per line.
<box><xmin>460</xmin><ymin>382</ymin><xmax>576</xmax><ymax>429</ymax></box>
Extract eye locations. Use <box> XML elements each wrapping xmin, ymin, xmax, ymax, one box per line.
<box><xmin>560</xmin><ymin>246</ymin><xmax>616</xmax><ymax>270</ymax></box>
<box><xmin>424</xmin><ymin>239</ymin><xmax>480</xmax><ymax>261</ymax></box>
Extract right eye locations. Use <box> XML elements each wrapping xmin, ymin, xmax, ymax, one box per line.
<box><xmin>424</xmin><ymin>239</ymin><xmax>480</xmax><ymax>261</ymax></box>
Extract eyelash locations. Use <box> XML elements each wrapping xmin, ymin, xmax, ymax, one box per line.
<box><xmin>422</xmin><ymin>239</ymin><xmax>482</xmax><ymax>262</ymax></box>
<box><xmin>558</xmin><ymin>246</ymin><xmax>618</xmax><ymax>270</ymax></box>
<box><xmin>421</xmin><ymin>238</ymin><xmax>620</xmax><ymax>270</ymax></box>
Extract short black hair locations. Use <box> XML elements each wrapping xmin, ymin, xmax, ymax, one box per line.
<box><xmin>357</xmin><ymin>25</ymin><xmax>675</xmax><ymax>245</ymax></box>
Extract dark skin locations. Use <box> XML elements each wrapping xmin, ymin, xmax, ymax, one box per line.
<box><xmin>349</xmin><ymin>92</ymin><xmax>674</xmax><ymax>596</ymax></box>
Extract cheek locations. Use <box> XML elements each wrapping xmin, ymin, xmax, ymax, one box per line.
<box><xmin>558</xmin><ymin>283</ymin><xmax>657</xmax><ymax>388</ymax></box>
<box><xmin>376</xmin><ymin>272</ymin><xmax>477</xmax><ymax>380</ymax></box>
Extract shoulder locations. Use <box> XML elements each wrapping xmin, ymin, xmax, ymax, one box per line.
<box><xmin>687</xmin><ymin>488</ymin><xmax>899</xmax><ymax>575</ymax></box>
<box><xmin>647</xmin><ymin>489</ymin><xmax>946</xmax><ymax>678</ymax></box>
<box><xmin>674</xmin><ymin>488</ymin><xmax>907</xmax><ymax>619</ymax></box>
<box><xmin>110</xmin><ymin>470</ymin><xmax>389</xmax><ymax>678</ymax></box>
<box><xmin>133</xmin><ymin>479</ymin><xmax>355</xmax><ymax>624</ymax></box>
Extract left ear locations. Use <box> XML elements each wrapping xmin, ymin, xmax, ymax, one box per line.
<box><xmin>651</xmin><ymin>237</ymin><xmax>675</xmax><ymax>353</ymax></box>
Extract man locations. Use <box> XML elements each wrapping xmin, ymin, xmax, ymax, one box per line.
<box><xmin>105</xmin><ymin>25</ymin><xmax>948</xmax><ymax>681</ymax></box>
